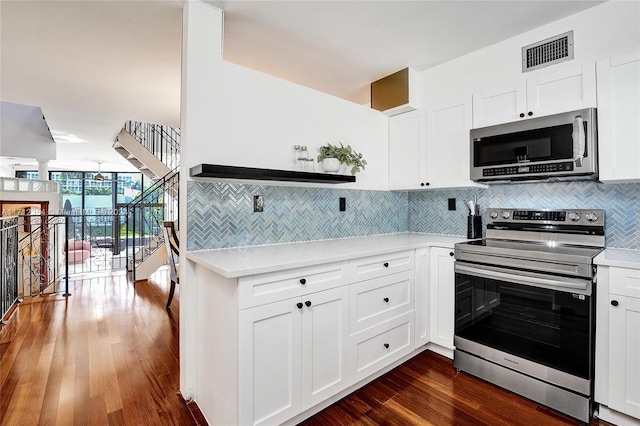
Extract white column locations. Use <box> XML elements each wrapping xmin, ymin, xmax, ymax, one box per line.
<box><xmin>37</xmin><ymin>160</ymin><xmax>49</xmax><ymax>180</ymax></box>
<box><xmin>180</xmin><ymin>0</ymin><xmax>224</xmax><ymax>402</ymax></box>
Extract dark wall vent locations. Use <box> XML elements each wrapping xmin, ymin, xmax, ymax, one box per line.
<box><xmin>522</xmin><ymin>31</ymin><xmax>574</xmax><ymax>72</ymax></box>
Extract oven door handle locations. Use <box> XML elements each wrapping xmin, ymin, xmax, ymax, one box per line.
<box><xmin>455</xmin><ymin>262</ymin><xmax>590</xmax><ymax>293</ymax></box>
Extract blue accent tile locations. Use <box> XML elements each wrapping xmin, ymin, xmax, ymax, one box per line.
<box><xmin>409</xmin><ymin>181</ymin><xmax>640</xmax><ymax>250</ymax></box>
<box><xmin>187</xmin><ymin>181</ymin><xmax>640</xmax><ymax>251</ymax></box>
<box><xmin>187</xmin><ymin>183</ymin><xmax>408</xmax><ymax>250</ymax></box>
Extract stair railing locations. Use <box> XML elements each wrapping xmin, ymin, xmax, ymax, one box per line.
<box><xmin>121</xmin><ymin>169</ymin><xmax>179</xmax><ymax>281</ymax></box>
<box><xmin>1</xmin><ymin>216</ymin><xmax>19</xmax><ymax>323</ymax></box>
<box><xmin>124</xmin><ymin>121</ymin><xmax>181</xmax><ymax>171</ymax></box>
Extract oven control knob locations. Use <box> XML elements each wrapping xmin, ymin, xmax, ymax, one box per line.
<box><xmin>489</xmin><ymin>211</ymin><xmax>499</xmax><ymax>219</ymax></box>
<box><xmin>585</xmin><ymin>212</ymin><xmax>598</xmax><ymax>222</ymax></box>
<box><xmin>568</xmin><ymin>212</ymin><xmax>581</xmax><ymax>222</ymax></box>
<box><xmin>502</xmin><ymin>211</ymin><xmax>511</xmax><ymax>220</ymax></box>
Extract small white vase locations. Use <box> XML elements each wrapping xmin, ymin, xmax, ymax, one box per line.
<box><xmin>321</xmin><ymin>158</ymin><xmax>341</xmax><ymax>173</ymax></box>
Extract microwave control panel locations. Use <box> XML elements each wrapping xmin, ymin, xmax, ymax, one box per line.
<box><xmin>482</xmin><ymin>161</ymin><xmax>574</xmax><ymax>177</ymax></box>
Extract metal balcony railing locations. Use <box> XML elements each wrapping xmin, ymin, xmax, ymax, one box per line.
<box><xmin>1</xmin><ymin>216</ymin><xmax>19</xmax><ymax>323</ymax></box>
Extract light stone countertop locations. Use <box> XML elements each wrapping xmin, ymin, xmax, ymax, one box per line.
<box><xmin>186</xmin><ymin>233</ymin><xmax>468</xmax><ymax>278</ymax></box>
<box><xmin>594</xmin><ymin>248</ymin><xmax>640</xmax><ymax>270</ymax></box>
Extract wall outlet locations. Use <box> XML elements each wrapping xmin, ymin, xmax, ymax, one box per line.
<box><xmin>339</xmin><ymin>197</ymin><xmax>346</xmax><ymax>212</ymax></box>
<box><xmin>448</xmin><ymin>198</ymin><xmax>456</xmax><ymax>211</ymax></box>
<box><xmin>253</xmin><ymin>195</ymin><xmax>264</xmax><ymax>212</ymax></box>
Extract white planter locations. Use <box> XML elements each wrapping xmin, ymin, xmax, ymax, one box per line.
<box><xmin>321</xmin><ymin>158</ymin><xmax>341</xmax><ymax>173</ymax></box>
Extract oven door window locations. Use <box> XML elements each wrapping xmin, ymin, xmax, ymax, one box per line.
<box><xmin>455</xmin><ymin>272</ymin><xmax>592</xmax><ymax>380</ymax></box>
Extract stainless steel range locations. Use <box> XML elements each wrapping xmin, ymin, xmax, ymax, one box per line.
<box><xmin>453</xmin><ymin>208</ymin><xmax>605</xmax><ymax>423</ymax></box>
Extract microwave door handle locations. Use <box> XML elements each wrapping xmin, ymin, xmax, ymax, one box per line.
<box><xmin>572</xmin><ymin>115</ymin><xmax>585</xmax><ymax>167</ymax></box>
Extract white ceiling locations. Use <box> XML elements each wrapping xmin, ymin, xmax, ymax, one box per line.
<box><xmin>1</xmin><ymin>0</ymin><xmax>604</xmax><ymax>172</ymax></box>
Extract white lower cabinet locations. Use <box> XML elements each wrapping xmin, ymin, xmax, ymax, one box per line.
<box><xmin>596</xmin><ymin>265</ymin><xmax>640</xmax><ymax>424</ymax></box>
<box><xmin>234</xmin><ymin>246</ymin><xmax>454</xmax><ymax>425</ymax></box>
<box><xmin>429</xmin><ymin>247</ymin><xmax>456</xmax><ymax>352</ymax></box>
<box><xmin>608</xmin><ymin>294</ymin><xmax>640</xmax><ymax>419</ymax></box>
<box><xmin>349</xmin><ymin>271</ymin><xmax>414</xmax><ymax>333</ymax></box>
<box><xmin>239</xmin><ymin>287</ymin><xmax>349</xmax><ymax>426</ymax></box>
<box><xmin>414</xmin><ymin>248</ymin><xmax>430</xmax><ymax>347</ymax></box>
<box><xmin>301</xmin><ymin>287</ymin><xmax>350</xmax><ymax>408</ymax></box>
<box><xmin>349</xmin><ymin>311</ymin><xmax>414</xmax><ymax>383</ymax></box>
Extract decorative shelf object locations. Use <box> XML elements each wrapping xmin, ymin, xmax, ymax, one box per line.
<box><xmin>189</xmin><ymin>164</ymin><xmax>356</xmax><ymax>184</ymax></box>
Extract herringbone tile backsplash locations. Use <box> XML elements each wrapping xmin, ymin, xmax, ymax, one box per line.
<box><xmin>187</xmin><ymin>183</ymin><xmax>408</xmax><ymax>250</ymax></box>
<box><xmin>409</xmin><ymin>181</ymin><xmax>640</xmax><ymax>250</ymax></box>
<box><xmin>187</xmin><ymin>181</ymin><xmax>640</xmax><ymax>250</ymax></box>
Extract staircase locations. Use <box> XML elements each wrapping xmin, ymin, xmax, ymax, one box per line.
<box><xmin>114</xmin><ymin>121</ymin><xmax>180</xmax><ymax>281</ymax></box>
<box><xmin>113</xmin><ymin>121</ymin><xmax>180</xmax><ymax>181</ymax></box>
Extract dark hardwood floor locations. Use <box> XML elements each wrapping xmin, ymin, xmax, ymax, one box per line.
<box><xmin>1</xmin><ymin>268</ymin><xmax>613</xmax><ymax>426</ymax></box>
<box><xmin>0</xmin><ymin>268</ymin><xmax>194</xmax><ymax>426</ymax></box>
<box><xmin>301</xmin><ymin>350</ymin><xmax>612</xmax><ymax>426</ymax></box>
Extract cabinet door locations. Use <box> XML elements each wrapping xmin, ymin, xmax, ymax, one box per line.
<box><xmin>526</xmin><ymin>63</ymin><xmax>596</xmax><ymax>119</ymax></box>
<box><xmin>426</xmin><ymin>96</ymin><xmax>483</xmax><ymax>189</ymax></box>
<box><xmin>597</xmin><ymin>51</ymin><xmax>640</xmax><ymax>182</ymax></box>
<box><xmin>473</xmin><ymin>63</ymin><xmax>596</xmax><ymax>128</ymax></box>
<box><xmin>429</xmin><ymin>247</ymin><xmax>455</xmax><ymax>350</ymax></box>
<box><xmin>415</xmin><ymin>248</ymin><xmax>430</xmax><ymax>347</ymax></box>
<box><xmin>239</xmin><ymin>299</ymin><xmax>302</xmax><ymax>426</ymax></box>
<box><xmin>472</xmin><ymin>80</ymin><xmax>527</xmax><ymax>128</ymax></box>
<box><xmin>300</xmin><ymin>287</ymin><xmax>349</xmax><ymax>408</ymax></box>
<box><xmin>608</xmin><ymin>295</ymin><xmax>640</xmax><ymax>419</ymax></box>
<box><xmin>388</xmin><ymin>110</ymin><xmax>427</xmax><ymax>190</ymax></box>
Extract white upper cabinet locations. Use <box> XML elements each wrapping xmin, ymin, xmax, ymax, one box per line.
<box><xmin>473</xmin><ymin>80</ymin><xmax>527</xmax><ymax>129</ymax></box>
<box><xmin>388</xmin><ymin>98</ymin><xmax>484</xmax><ymax>190</ymax></box>
<box><xmin>473</xmin><ymin>63</ymin><xmax>597</xmax><ymax>128</ymax></box>
<box><xmin>426</xmin><ymin>96</ymin><xmax>484</xmax><ymax>189</ymax></box>
<box><xmin>388</xmin><ymin>110</ymin><xmax>426</xmax><ymax>190</ymax></box>
<box><xmin>597</xmin><ymin>50</ymin><xmax>640</xmax><ymax>183</ymax></box>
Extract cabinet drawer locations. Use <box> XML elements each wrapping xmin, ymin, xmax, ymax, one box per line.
<box><xmin>609</xmin><ymin>267</ymin><xmax>640</xmax><ymax>298</ymax></box>
<box><xmin>349</xmin><ymin>251</ymin><xmax>414</xmax><ymax>283</ymax></box>
<box><xmin>350</xmin><ymin>271</ymin><xmax>414</xmax><ymax>333</ymax></box>
<box><xmin>239</xmin><ymin>262</ymin><xmax>347</xmax><ymax>309</ymax></box>
<box><xmin>349</xmin><ymin>312</ymin><xmax>414</xmax><ymax>383</ymax></box>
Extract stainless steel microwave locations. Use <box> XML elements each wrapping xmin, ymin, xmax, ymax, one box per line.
<box><xmin>470</xmin><ymin>108</ymin><xmax>597</xmax><ymax>183</ymax></box>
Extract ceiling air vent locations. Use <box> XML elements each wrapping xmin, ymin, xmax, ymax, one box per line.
<box><xmin>522</xmin><ymin>31</ymin><xmax>574</xmax><ymax>72</ymax></box>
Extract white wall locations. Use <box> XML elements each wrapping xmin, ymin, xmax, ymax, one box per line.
<box><xmin>421</xmin><ymin>1</ymin><xmax>640</xmax><ymax>104</ymax></box>
<box><xmin>181</xmin><ymin>5</ymin><xmax>388</xmax><ymax>191</ymax></box>
<box><xmin>213</xmin><ymin>61</ymin><xmax>389</xmax><ymax>189</ymax></box>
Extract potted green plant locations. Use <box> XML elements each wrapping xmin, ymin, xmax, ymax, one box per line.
<box><xmin>317</xmin><ymin>142</ymin><xmax>367</xmax><ymax>175</ymax></box>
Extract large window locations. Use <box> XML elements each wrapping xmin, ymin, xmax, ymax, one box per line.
<box><xmin>15</xmin><ymin>170</ymin><xmax>157</xmax><ymax>256</ymax></box>
<box><xmin>15</xmin><ymin>170</ymin><xmax>150</xmax><ymax>214</ymax></box>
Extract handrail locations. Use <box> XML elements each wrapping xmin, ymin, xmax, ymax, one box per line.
<box><xmin>122</xmin><ymin>169</ymin><xmax>179</xmax><ymax>280</ymax></box>
<box><xmin>123</xmin><ymin>121</ymin><xmax>181</xmax><ymax>171</ymax></box>
<box><xmin>1</xmin><ymin>216</ymin><xmax>19</xmax><ymax>323</ymax></box>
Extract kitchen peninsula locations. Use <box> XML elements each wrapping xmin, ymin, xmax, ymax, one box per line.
<box><xmin>186</xmin><ymin>233</ymin><xmax>466</xmax><ymax>425</ymax></box>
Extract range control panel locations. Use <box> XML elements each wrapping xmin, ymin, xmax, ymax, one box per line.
<box><xmin>486</xmin><ymin>208</ymin><xmax>605</xmax><ymax>227</ymax></box>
